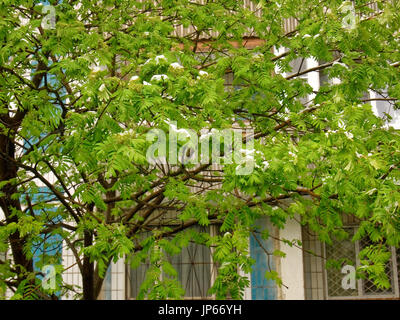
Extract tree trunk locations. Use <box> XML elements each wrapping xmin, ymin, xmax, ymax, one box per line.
<box><xmin>0</xmin><ymin>134</ymin><xmax>33</xmax><ymax>277</ymax></box>
<box><xmin>82</xmin><ymin>230</ymin><xmax>95</xmax><ymax>300</ymax></box>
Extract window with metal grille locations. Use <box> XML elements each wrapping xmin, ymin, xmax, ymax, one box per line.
<box><xmin>128</xmin><ymin>225</ymin><xmax>217</xmax><ymax>299</ymax></box>
<box><xmin>324</xmin><ymin>226</ymin><xmax>400</xmax><ymax>299</ymax></box>
<box><xmin>167</xmin><ymin>235</ymin><xmax>214</xmax><ymax>298</ymax></box>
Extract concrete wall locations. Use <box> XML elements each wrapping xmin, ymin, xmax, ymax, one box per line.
<box><xmin>278</xmin><ymin>218</ymin><xmax>305</xmax><ymax>300</ymax></box>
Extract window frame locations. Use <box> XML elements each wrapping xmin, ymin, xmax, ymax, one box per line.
<box><xmin>323</xmin><ymin>225</ymin><xmax>400</xmax><ymax>300</ymax></box>
<box><xmin>125</xmin><ymin>224</ymin><xmax>219</xmax><ymax>300</ymax></box>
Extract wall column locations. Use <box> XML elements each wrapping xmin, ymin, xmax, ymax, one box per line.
<box><xmin>278</xmin><ymin>217</ymin><xmax>305</xmax><ymax>300</ymax></box>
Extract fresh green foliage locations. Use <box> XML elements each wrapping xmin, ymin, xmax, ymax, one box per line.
<box><xmin>0</xmin><ymin>0</ymin><xmax>400</xmax><ymax>299</ymax></box>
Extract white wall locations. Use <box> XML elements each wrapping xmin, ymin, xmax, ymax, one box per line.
<box><xmin>278</xmin><ymin>217</ymin><xmax>305</xmax><ymax>300</ymax></box>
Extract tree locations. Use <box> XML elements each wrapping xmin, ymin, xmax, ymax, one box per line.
<box><xmin>1</xmin><ymin>0</ymin><xmax>400</xmax><ymax>300</ymax></box>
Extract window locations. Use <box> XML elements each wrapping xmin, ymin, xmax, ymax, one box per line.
<box><xmin>168</xmin><ymin>235</ymin><xmax>214</xmax><ymax>298</ymax></box>
<box><xmin>128</xmin><ymin>225</ymin><xmax>217</xmax><ymax>299</ymax></box>
<box><xmin>127</xmin><ymin>219</ymin><xmax>280</xmax><ymax>300</ymax></box>
<box><xmin>249</xmin><ymin>217</ymin><xmax>277</xmax><ymax>300</ymax></box>
<box><xmin>324</xmin><ymin>226</ymin><xmax>399</xmax><ymax>299</ymax></box>
<box><xmin>302</xmin><ymin>223</ymin><xmax>400</xmax><ymax>300</ymax></box>
<box><xmin>288</xmin><ymin>57</ymin><xmax>308</xmax><ymax>77</ymax></box>
<box><xmin>372</xmin><ymin>89</ymin><xmax>400</xmax><ymax>129</ymax></box>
